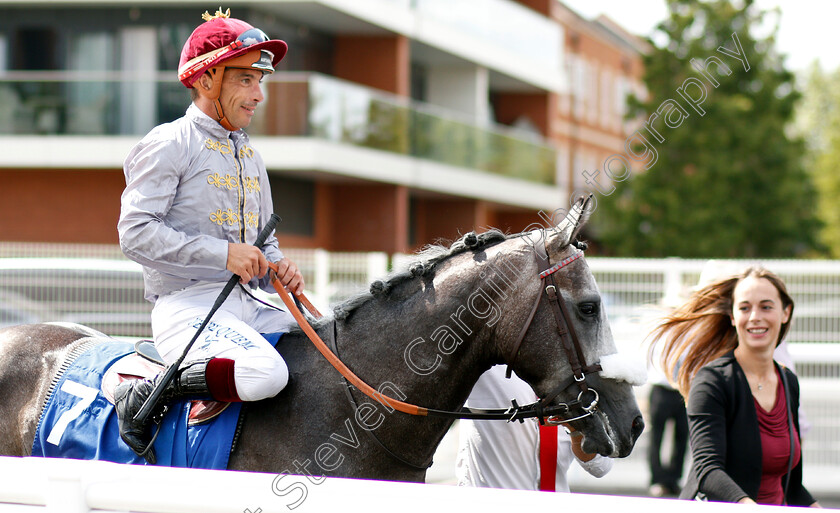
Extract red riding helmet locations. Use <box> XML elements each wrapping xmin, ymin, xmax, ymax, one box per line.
<box><xmin>177</xmin><ymin>8</ymin><xmax>288</xmax><ymax>129</ymax></box>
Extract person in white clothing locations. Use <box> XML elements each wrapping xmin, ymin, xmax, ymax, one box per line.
<box><xmin>456</xmin><ymin>365</ymin><xmax>613</xmax><ymax>491</ymax></box>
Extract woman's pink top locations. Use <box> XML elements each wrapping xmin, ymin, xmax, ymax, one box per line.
<box><xmin>754</xmin><ymin>367</ymin><xmax>801</xmax><ymax>505</ymax></box>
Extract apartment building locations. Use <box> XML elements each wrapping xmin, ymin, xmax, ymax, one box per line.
<box><xmin>553</xmin><ymin>5</ymin><xmax>648</xmax><ymax>200</ymax></box>
<box><xmin>0</xmin><ymin>0</ymin><xmax>644</xmax><ymax>254</ymax></box>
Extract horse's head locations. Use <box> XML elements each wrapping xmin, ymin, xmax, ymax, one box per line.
<box><xmin>498</xmin><ymin>199</ymin><xmax>645</xmax><ymax>457</ymax></box>
<box><xmin>334</xmin><ymin>197</ymin><xmax>643</xmax><ymax>461</ymax></box>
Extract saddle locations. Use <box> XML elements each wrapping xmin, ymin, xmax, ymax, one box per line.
<box><xmin>100</xmin><ymin>340</ymin><xmax>230</xmax><ymax>426</ymax></box>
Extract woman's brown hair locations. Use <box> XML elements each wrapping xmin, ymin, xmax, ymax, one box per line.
<box><xmin>650</xmin><ymin>266</ymin><xmax>794</xmax><ymax>399</ymax></box>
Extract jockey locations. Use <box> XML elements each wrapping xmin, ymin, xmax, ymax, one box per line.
<box><xmin>116</xmin><ymin>8</ymin><xmax>304</xmax><ymax>463</ymax></box>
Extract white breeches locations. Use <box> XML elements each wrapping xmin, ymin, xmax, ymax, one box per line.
<box><xmin>151</xmin><ymin>282</ymin><xmax>295</xmax><ymax>401</ymax></box>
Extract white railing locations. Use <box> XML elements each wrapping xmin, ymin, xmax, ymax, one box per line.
<box><xmin>2</xmin><ymin>245</ymin><xmax>839</xmax><ymax>475</ymax></box>
<box><xmin>0</xmin><ymin>244</ymin><xmax>389</xmax><ymax>338</ymax></box>
<box><xmin>0</xmin><ymin>456</ymin><xmax>747</xmax><ymax>513</ymax></box>
<box><xmin>586</xmin><ymin>257</ymin><xmax>840</xmax><ymax>376</ymax></box>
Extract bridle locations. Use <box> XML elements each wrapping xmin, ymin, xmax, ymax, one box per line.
<box><xmin>265</xmin><ymin>235</ymin><xmax>606</xmax><ymax>469</ymax></box>
<box><xmin>268</xmin><ymin>237</ymin><xmax>603</xmax><ymax>427</ymax></box>
<box><xmin>502</xmin><ymin>239</ymin><xmax>603</xmax><ymax>425</ymax></box>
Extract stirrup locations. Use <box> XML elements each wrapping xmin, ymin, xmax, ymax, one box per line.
<box><xmin>135</xmin><ymin>340</ymin><xmax>165</xmax><ymax>366</ymax></box>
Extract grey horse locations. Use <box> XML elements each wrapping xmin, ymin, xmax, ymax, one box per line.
<box><xmin>0</xmin><ymin>205</ymin><xmax>644</xmax><ymax>488</ymax></box>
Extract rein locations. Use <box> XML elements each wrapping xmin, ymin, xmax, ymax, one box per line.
<box><xmin>266</xmin><ymin>241</ymin><xmax>601</xmax><ymax>426</ymax></box>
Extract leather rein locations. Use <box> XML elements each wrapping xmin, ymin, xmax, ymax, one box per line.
<box><xmin>266</xmin><ymin>240</ymin><xmax>603</xmax><ymax>427</ymax></box>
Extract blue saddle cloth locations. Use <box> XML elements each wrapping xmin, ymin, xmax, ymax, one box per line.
<box><xmin>30</xmin><ymin>339</ymin><xmax>256</xmax><ymax>469</ymax></box>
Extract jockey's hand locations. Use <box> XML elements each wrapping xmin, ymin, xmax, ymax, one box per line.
<box><xmin>227</xmin><ymin>242</ymin><xmax>269</xmax><ymax>284</ymax></box>
<box><xmin>273</xmin><ymin>258</ymin><xmax>305</xmax><ymax>296</ymax></box>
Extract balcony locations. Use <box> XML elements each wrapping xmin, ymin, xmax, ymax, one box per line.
<box><xmin>413</xmin><ymin>0</ymin><xmax>561</xmax><ymax>74</ymax></box>
<box><xmin>268</xmin><ymin>0</ymin><xmax>563</xmax><ymax>92</ymax></box>
<box><xmin>0</xmin><ymin>71</ymin><xmax>556</xmax><ymax>185</ymax></box>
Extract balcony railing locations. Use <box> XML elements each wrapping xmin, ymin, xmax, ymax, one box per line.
<box><xmin>0</xmin><ymin>71</ymin><xmax>556</xmax><ymax>185</ymax></box>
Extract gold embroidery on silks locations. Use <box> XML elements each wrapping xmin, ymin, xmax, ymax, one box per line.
<box><xmin>243</xmin><ymin>176</ymin><xmax>260</xmax><ymax>193</ymax></box>
<box><xmin>205</xmin><ymin>138</ymin><xmax>233</xmax><ymax>155</ymax></box>
<box><xmin>207</xmin><ymin>172</ymin><xmax>239</xmax><ymax>190</ymax></box>
<box><xmin>210</xmin><ymin>208</ymin><xmax>240</xmax><ymax>226</ymax></box>
<box><xmin>244</xmin><ymin>212</ymin><xmax>259</xmax><ymax>228</ymax></box>
<box><xmin>239</xmin><ymin>146</ymin><xmax>255</xmax><ymax>159</ymax></box>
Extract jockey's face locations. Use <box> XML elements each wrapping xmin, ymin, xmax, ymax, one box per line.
<box><xmin>217</xmin><ymin>68</ymin><xmax>265</xmax><ymax>130</ymax></box>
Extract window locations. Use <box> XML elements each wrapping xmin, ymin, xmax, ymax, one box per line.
<box><xmin>66</xmin><ymin>31</ymin><xmax>115</xmax><ymax>134</ymax></box>
<box><xmin>13</xmin><ymin>27</ymin><xmax>58</xmax><ymax>70</ymax></box>
<box><xmin>0</xmin><ymin>34</ymin><xmax>8</xmax><ymax>71</ymax></box>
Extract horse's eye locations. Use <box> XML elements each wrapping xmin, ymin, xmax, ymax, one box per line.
<box><xmin>578</xmin><ymin>302</ymin><xmax>599</xmax><ymax>317</ymax></box>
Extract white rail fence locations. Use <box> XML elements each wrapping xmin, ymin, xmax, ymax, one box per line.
<box><xmin>0</xmin><ymin>455</ymin><xmax>755</xmax><ymax>513</ymax></box>
<box><xmin>1</xmin><ymin>244</ymin><xmax>839</xmax><ymax>489</ymax></box>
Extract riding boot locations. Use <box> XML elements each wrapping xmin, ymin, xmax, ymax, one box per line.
<box><xmin>114</xmin><ymin>359</ymin><xmax>212</xmax><ymax>464</ymax></box>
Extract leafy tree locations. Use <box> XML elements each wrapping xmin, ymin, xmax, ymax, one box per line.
<box><xmin>794</xmin><ymin>64</ymin><xmax>840</xmax><ymax>257</ymax></box>
<box><xmin>592</xmin><ymin>0</ymin><xmax>821</xmax><ymax>258</ymax></box>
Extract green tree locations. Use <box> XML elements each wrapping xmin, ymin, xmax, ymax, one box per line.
<box><xmin>593</xmin><ymin>0</ymin><xmax>821</xmax><ymax>258</ymax></box>
<box><xmin>794</xmin><ymin>64</ymin><xmax>840</xmax><ymax>257</ymax></box>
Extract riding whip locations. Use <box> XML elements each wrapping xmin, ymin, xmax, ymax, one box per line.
<box><xmin>133</xmin><ymin>213</ymin><xmax>281</xmax><ymax>424</ymax></box>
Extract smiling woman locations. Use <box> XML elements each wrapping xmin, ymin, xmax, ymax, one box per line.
<box><xmin>731</xmin><ymin>276</ymin><xmax>791</xmax><ymax>370</ymax></box>
<box><xmin>650</xmin><ymin>267</ymin><xmax>820</xmax><ymax>507</ymax></box>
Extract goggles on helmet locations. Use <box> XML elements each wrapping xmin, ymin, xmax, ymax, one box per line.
<box><xmin>179</xmin><ymin>27</ymin><xmax>278</xmax><ymax>86</ymax></box>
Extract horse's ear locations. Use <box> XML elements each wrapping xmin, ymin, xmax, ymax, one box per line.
<box><xmin>546</xmin><ymin>194</ymin><xmax>593</xmax><ymax>257</ymax></box>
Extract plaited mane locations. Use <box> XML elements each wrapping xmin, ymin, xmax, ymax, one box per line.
<box><xmin>328</xmin><ymin>229</ymin><xmax>508</xmax><ymax>323</ymax></box>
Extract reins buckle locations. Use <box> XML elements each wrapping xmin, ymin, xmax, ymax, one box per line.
<box><xmin>505</xmin><ymin>399</ymin><xmax>523</xmax><ymax>423</ymax></box>
<box><xmin>543</xmin><ymin>403</ymin><xmax>570</xmax><ymax>426</ymax></box>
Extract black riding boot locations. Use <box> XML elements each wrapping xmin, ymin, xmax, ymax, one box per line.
<box><xmin>114</xmin><ymin>359</ymin><xmax>212</xmax><ymax>464</ymax></box>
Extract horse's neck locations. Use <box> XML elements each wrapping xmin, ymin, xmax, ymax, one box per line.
<box><xmin>330</xmin><ymin>249</ymin><xmax>535</xmax><ymax>470</ymax></box>
<box><xmin>335</xmin><ymin>303</ymin><xmax>494</xmax><ymax>414</ymax></box>
<box><xmin>346</xmin><ymin>247</ymin><xmax>536</xmax><ymax>403</ymax></box>
<box><xmin>330</xmin><ymin>310</ymin><xmax>489</xmax><ymax>475</ymax></box>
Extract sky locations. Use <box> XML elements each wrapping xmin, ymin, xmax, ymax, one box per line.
<box><xmin>561</xmin><ymin>0</ymin><xmax>838</xmax><ymax>72</ymax></box>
